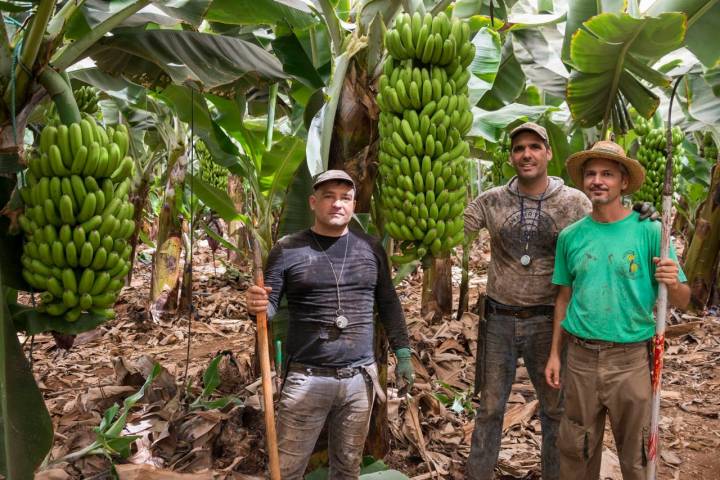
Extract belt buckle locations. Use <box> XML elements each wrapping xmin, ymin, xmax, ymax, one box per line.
<box><xmin>336</xmin><ymin>367</ymin><xmax>355</xmax><ymax>379</ymax></box>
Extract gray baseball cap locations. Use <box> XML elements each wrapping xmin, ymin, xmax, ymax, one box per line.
<box><xmin>312</xmin><ymin>169</ymin><xmax>356</xmax><ymax>190</ymax></box>
<box><xmin>509</xmin><ymin>122</ymin><xmax>548</xmax><ymax>143</ymax></box>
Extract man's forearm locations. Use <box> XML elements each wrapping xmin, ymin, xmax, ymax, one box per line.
<box><xmin>668</xmin><ymin>282</ymin><xmax>691</xmax><ymax>310</ymax></box>
<box><xmin>550</xmin><ymin>287</ymin><xmax>571</xmax><ymax>356</ymax></box>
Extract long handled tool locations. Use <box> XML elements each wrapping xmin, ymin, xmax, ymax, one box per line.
<box><xmin>252</xmin><ymin>239</ymin><xmax>281</xmax><ymax>479</ymax></box>
<box><xmin>647</xmin><ymin>76</ymin><xmax>683</xmax><ymax>480</ymax></box>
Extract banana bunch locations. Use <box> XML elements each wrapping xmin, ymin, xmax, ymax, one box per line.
<box><xmin>703</xmin><ymin>132</ymin><xmax>718</xmax><ymax>160</ymax></box>
<box><xmin>490</xmin><ymin>140</ymin><xmax>510</xmax><ymax>186</ymax></box>
<box><xmin>197</xmin><ymin>140</ymin><xmax>229</xmax><ymax>191</ymax></box>
<box><xmin>17</xmin><ymin>115</ymin><xmax>136</xmax><ymax>322</ymax></box>
<box><xmin>384</xmin><ymin>11</ymin><xmax>474</xmax><ymax>67</ymax></box>
<box><xmin>48</xmin><ymin>86</ymin><xmax>100</xmax><ymax>119</ymax></box>
<box><xmin>633</xmin><ymin>126</ymin><xmax>683</xmax><ymax>211</ymax></box>
<box><xmin>377</xmin><ymin>12</ymin><xmax>475</xmax><ymax>263</ymax></box>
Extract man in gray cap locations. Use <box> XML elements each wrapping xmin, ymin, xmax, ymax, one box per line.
<box><xmin>464</xmin><ymin>122</ymin><xmax>590</xmax><ymax>479</ymax></box>
<box><xmin>246</xmin><ymin>169</ymin><xmax>414</xmax><ymax>479</ymax></box>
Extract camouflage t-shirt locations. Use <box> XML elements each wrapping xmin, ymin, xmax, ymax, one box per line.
<box><xmin>464</xmin><ymin>176</ymin><xmax>591</xmax><ymax>306</ymax></box>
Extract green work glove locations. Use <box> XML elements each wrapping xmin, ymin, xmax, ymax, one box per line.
<box><xmin>395</xmin><ymin>347</ymin><xmax>415</xmax><ymax>387</ymax></box>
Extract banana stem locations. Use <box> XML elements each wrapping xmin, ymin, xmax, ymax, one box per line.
<box><xmin>37</xmin><ymin>67</ymin><xmax>81</xmax><ymax>125</ymax></box>
<box><xmin>3</xmin><ymin>0</ymin><xmax>55</xmax><ymax>109</ymax></box>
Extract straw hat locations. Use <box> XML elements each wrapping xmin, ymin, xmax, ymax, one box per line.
<box><xmin>565</xmin><ymin>141</ymin><xmax>646</xmax><ymax>195</ymax></box>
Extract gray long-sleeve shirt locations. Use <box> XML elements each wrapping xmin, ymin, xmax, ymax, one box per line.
<box><xmin>265</xmin><ymin>228</ymin><xmax>409</xmax><ymax>368</ymax></box>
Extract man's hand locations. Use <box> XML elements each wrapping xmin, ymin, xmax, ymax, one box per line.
<box><xmin>633</xmin><ymin>202</ymin><xmax>660</xmax><ymax>221</ymax></box>
<box><xmin>245</xmin><ymin>285</ymin><xmax>272</xmax><ymax>315</ymax></box>
<box><xmin>544</xmin><ymin>352</ymin><xmax>561</xmax><ymax>389</ymax></box>
<box><xmin>653</xmin><ymin>257</ymin><xmax>680</xmax><ymax>288</ymax></box>
<box><xmin>395</xmin><ymin>348</ymin><xmax>415</xmax><ymax>388</ymax></box>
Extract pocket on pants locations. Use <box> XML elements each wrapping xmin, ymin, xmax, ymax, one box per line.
<box><xmin>641</xmin><ymin>425</ymin><xmax>649</xmax><ymax>466</ymax></box>
<box><xmin>282</xmin><ymin>371</ymin><xmax>309</xmax><ymax>391</ymax></box>
<box><xmin>558</xmin><ymin>417</ymin><xmax>588</xmax><ymax>461</ymax></box>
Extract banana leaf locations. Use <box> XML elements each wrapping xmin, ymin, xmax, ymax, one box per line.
<box><xmin>512</xmin><ymin>28</ymin><xmax>568</xmax><ymax>98</ymax></box>
<box><xmin>566</xmin><ymin>12</ymin><xmax>686</xmax><ymax>130</ymax></box>
<box><xmin>0</xmin><ymin>282</ymin><xmax>53</xmax><ymax>478</ymax></box>
<box><xmin>278</xmin><ymin>161</ymin><xmax>314</xmax><ymax>237</ymax></box>
<box><xmin>52</xmin><ymin>0</ymin><xmax>152</xmax><ymax>70</ymax></box>
<box><xmin>358</xmin><ymin>0</ymin><xmax>403</xmax><ymax>33</ymax></box>
<box><xmin>469</xmin><ymin>103</ymin><xmax>556</xmax><ymax>142</ymax></box>
<box><xmin>188</xmin><ymin>174</ymin><xmax>249</xmax><ymax>223</ymax></box>
<box><xmin>468</xmin><ymin>27</ymin><xmax>502</xmax><ymax>105</ymax></box>
<box><xmin>647</xmin><ymin>0</ymin><xmax>720</xmax><ymax>68</ymax></box>
<box><xmin>205</xmin><ymin>0</ymin><xmax>316</xmax><ymax>29</ymax></box>
<box><xmin>86</xmin><ymin>30</ymin><xmax>287</xmax><ymax>95</ymax></box>
<box><xmin>561</xmin><ymin>0</ymin><xmax>626</xmax><ymax>63</ymax></box>
<box><xmin>676</xmin><ymin>66</ymin><xmax>720</xmax><ymax>129</ymax></box>
<box><xmin>272</xmin><ymin>30</ymin><xmax>325</xmax><ymax>89</ymax></box>
<box><xmin>479</xmin><ymin>39</ymin><xmax>526</xmax><ymax>110</ymax></box>
<box><xmin>259</xmin><ymin>136</ymin><xmax>306</xmax><ymax>200</ymax></box>
<box><xmin>453</xmin><ymin>0</ymin><xmax>509</xmax><ymax>19</ymax></box>
<box><xmin>157</xmin><ymin>85</ymin><xmax>246</xmax><ymax>175</ymax></box>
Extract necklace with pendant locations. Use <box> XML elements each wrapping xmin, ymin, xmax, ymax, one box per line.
<box><xmin>311</xmin><ymin>230</ymin><xmax>350</xmax><ymax>329</ymax></box>
<box><xmin>518</xmin><ymin>181</ymin><xmax>549</xmax><ymax>267</ymax></box>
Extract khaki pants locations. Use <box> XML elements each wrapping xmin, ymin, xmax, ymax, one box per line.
<box><xmin>559</xmin><ymin>341</ymin><xmax>651</xmax><ymax>480</ymax></box>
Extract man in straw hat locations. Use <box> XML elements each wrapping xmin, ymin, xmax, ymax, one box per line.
<box><xmin>246</xmin><ymin>170</ymin><xmax>414</xmax><ymax>479</ymax></box>
<box><xmin>464</xmin><ymin>124</ymin><xmax>657</xmax><ymax>480</ymax></box>
<box><xmin>544</xmin><ymin>141</ymin><xmax>690</xmax><ymax>480</ymax></box>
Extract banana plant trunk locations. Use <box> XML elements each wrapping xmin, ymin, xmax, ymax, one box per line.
<box><xmin>328</xmin><ymin>61</ymin><xmax>379</xmax><ymax>212</ymax></box>
<box><xmin>126</xmin><ymin>176</ymin><xmax>152</xmax><ymax>285</ymax></box>
<box><xmin>227</xmin><ymin>174</ymin><xmax>250</xmax><ymax>264</ymax></box>
<box><xmin>421</xmin><ymin>256</ymin><xmax>454</xmax><ymax>322</ymax></box>
<box><xmin>682</xmin><ymin>157</ymin><xmax>720</xmax><ymax>309</ymax></box>
<box><xmin>149</xmin><ymin>145</ymin><xmax>187</xmax><ymax>321</ymax></box>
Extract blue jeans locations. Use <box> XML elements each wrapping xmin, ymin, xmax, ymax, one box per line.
<box><xmin>276</xmin><ymin>363</ymin><xmax>377</xmax><ymax>479</ymax></box>
<box><xmin>467</xmin><ymin>310</ymin><xmax>562</xmax><ymax>480</ymax></box>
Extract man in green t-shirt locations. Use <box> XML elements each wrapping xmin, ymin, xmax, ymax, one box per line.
<box><xmin>543</xmin><ymin>141</ymin><xmax>690</xmax><ymax>480</ymax></box>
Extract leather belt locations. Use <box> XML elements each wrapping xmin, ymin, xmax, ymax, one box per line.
<box><xmin>288</xmin><ymin>362</ymin><xmax>362</xmax><ymax>379</ymax></box>
<box><xmin>485</xmin><ymin>299</ymin><xmax>554</xmax><ymax>319</ymax></box>
<box><xmin>568</xmin><ymin>333</ymin><xmax>650</xmax><ymax>351</ymax></box>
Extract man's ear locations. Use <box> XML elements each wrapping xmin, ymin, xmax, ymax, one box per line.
<box><xmin>309</xmin><ymin>194</ymin><xmax>316</xmax><ymax>211</ymax></box>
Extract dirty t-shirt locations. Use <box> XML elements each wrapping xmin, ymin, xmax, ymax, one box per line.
<box><xmin>264</xmin><ymin>228</ymin><xmax>409</xmax><ymax>368</ymax></box>
<box><xmin>464</xmin><ymin>176</ymin><xmax>591</xmax><ymax>306</ymax></box>
<box><xmin>553</xmin><ymin>211</ymin><xmax>687</xmax><ymax>343</ymax></box>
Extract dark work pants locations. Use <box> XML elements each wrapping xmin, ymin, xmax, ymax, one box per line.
<box><xmin>467</xmin><ymin>311</ymin><xmax>562</xmax><ymax>480</ymax></box>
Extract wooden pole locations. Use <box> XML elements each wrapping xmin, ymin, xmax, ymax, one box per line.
<box><xmin>647</xmin><ymin>76</ymin><xmax>683</xmax><ymax>480</ymax></box>
<box><xmin>252</xmin><ymin>238</ymin><xmax>281</xmax><ymax>480</ymax></box>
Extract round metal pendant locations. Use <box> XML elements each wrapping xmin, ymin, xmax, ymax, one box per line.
<box><xmin>520</xmin><ymin>254</ymin><xmax>532</xmax><ymax>267</ymax></box>
<box><xmin>335</xmin><ymin>315</ymin><xmax>349</xmax><ymax>329</ymax></box>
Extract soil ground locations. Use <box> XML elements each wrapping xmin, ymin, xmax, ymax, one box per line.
<box><xmin>27</xmin><ymin>235</ymin><xmax>720</xmax><ymax>479</ymax></box>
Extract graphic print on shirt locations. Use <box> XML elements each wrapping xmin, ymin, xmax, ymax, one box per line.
<box><xmin>499</xmin><ymin>206</ymin><xmax>559</xmax><ymax>261</ymax></box>
<box><xmin>617</xmin><ymin>250</ymin><xmax>640</xmax><ymax>279</ymax></box>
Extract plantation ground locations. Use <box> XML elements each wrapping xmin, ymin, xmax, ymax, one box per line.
<box><xmin>27</xmin><ymin>235</ymin><xmax>720</xmax><ymax>480</ymax></box>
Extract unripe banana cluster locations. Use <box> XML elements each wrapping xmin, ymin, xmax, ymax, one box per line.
<box><xmin>48</xmin><ymin>86</ymin><xmax>99</xmax><ymax>119</ymax></box>
<box><xmin>377</xmin><ymin>12</ymin><xmax>475</xmax><ymax>263</ymax></box>
<box><xmin>197</xmin><ymin>140</ymin><xmax>228</xmax><ymax>191</ymax></box>
<box><xmin>490</xmin><ymin>140</ymin><xmax>510</xmax><ymax>186</ymax></box>
<box><xmin>703</xmin><ymin>132</ymin><xmax>718</xmax><ymax>160</ymax></box>
<box><xmin>17</xmin><ymin>115</ymin><xmax>136</xmax><ymax>322</ymax></box>
<box><xmin>632</xmin><ymin>116</ymin><xmax>683</xmax><ymax>211</ymax></box>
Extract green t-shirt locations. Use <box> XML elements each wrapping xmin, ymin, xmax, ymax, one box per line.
<box><xmin>552</xmin><ymin>211</ymin><xmax>687</xmax><ymax>343</ymax></box>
